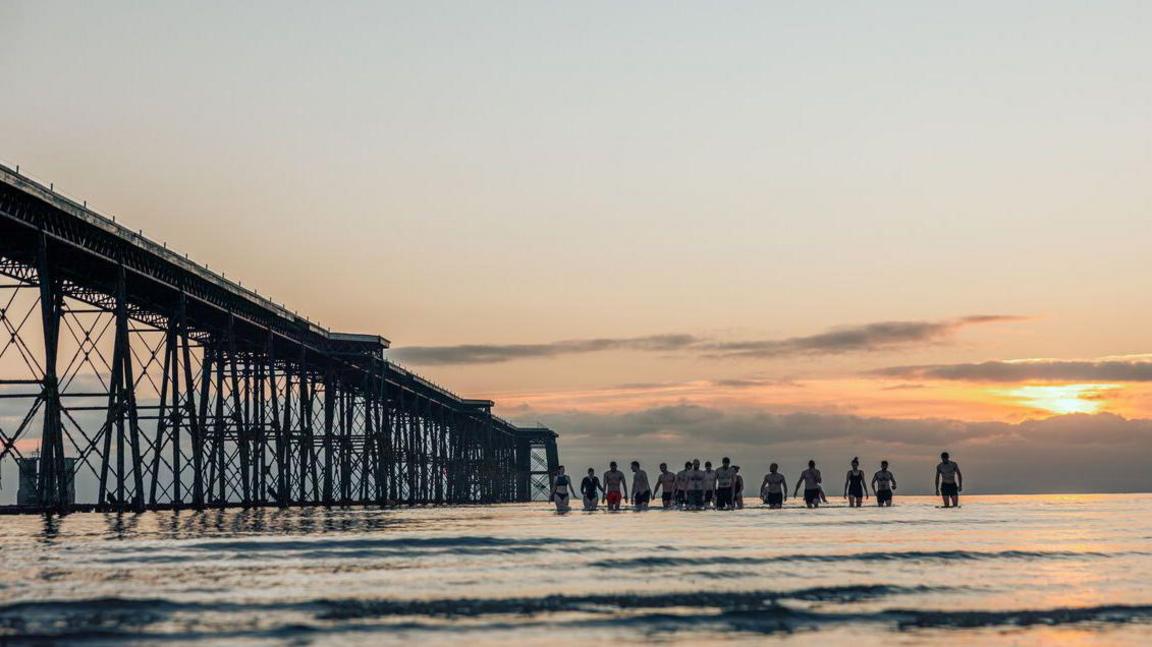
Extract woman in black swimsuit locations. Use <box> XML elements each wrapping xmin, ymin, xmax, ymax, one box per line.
<box><xmin>843</xmin><ymin>457</ymin><xmax>868</xmax><ymax>508</ymax></box>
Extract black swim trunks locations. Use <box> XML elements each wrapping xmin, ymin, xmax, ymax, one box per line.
<box><xmin>766</xmin><ymin>491</ymin><xmax>783</xmax><ymax>506</ymax></box>
<box><xmin>715</xmin><ymin>489</ymin><xmax>733</xmax><ymax>509</ymax></box>
<box><xmin>941</xmin><ymin>483</ymin><xmax>959</xmax><ymax>496</ymax></box>
<box><xmin>804</xmin><ymin>488</ymin><xmax>821</xmax><ymax>505</ymax></box>
<box><xmin>634</xmin><ymin>490</ymin><xmax>651</xmax><ymax>506</ymax></box>
<box><xmin>876</xmin><ymin>490</ymin><xmax>892</xmax><ymax>503</ymax></box>
<box><xmin>662</xmin><ymin>492</ymin><xmax>673</xmax><ymax>506</ymax></box>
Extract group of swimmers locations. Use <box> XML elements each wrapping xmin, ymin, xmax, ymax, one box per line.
<box><xmin>549</xmin><ymin>452</ymin><xmax>965</xmax><ymax>512</ymax></box>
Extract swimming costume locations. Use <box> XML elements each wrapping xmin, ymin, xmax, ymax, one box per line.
<box><xmin>877</xmin><ymin>490</ymin><xmax>892</xmax><ymax>504</ymax></box>
<box><xmin>804</xmin><ymin>488</ymin><xmax>821</xmax><ymax>505</ymax></box>
<box><xmin>715</xmin><ymin>489</ymin><xmax>732</xmax><ymax>509</ymax></box>
<box><xmin>766</xmin><ymin>491</ymin><xmax>783</xmax><ymax>506</ymax></box>
<box><xmin>941</xmin><ymin>482</ymin><xmax>959</xmax><ymax>496</ymax></box>
<box><xmin>847</xmin><ymin>470</ymin><xmax>865</xmax><ymax>498</ymax></box>
<box><xmin>606</xmin><ymin>490</ymin><xmax>623</xmax><ymax>506</ymax></box>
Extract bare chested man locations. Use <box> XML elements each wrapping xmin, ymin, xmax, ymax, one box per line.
<box><xmin>603</xmin><ymin>461</ymin><xmax>628</xmax><ymax>511</ymax></box>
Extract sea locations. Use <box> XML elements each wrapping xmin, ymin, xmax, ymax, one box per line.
<box><xmin>1</xmin><ymin>494</ymin><xmax>1150</xmax><ymax>645</ymax></box>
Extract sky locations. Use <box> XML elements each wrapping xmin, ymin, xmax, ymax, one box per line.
<box><xmin>2</xmin><ymin>1</ymin><xmax>1150</xmax><ymax>493</ymax></box>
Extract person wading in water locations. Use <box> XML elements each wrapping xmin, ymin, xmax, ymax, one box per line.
<box><xmin>603</xmin><ymin>461</ymin><xmax>628</xmax><ymax>511</ymax></box>
<box><xmin>580</xmin><ymin>467</ymin><xmax>603</xmax><ymax>511</ymax></box>
<box><xmin>794</xmin><ymin>460</ymin><xmax>823</xmax><ymax>509</ymax></box>
<box><xmin>872</xmin><ymin>460</ymin><xmax>896</xmax><ymax>507</ymax></box>
<box><xmin>936</xmin><ymin>451</ymin><xmax>963</xmax><ymax>508</ymax></box>
<box><xmin>551</xmin><ymin>466</ymin><xmax>573</xmax><ymax>513</ymax></box>
<box><xmin>652</xmin><ymin>463</ymin><xmax>677</xmax><ymax>508</ymax></box>
<box><xmin>843</xmin><ymin>457</ymin><xmax>868</xmax><ymax>507</ymax></box>
<box><xmin>760</xmin><ymin>463</ymin><xmax>787</xmax><ymax>508</ymax></box>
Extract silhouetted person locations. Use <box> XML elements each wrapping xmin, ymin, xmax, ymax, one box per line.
<box><xmin>674</xmin><ymin>461</ymin><xmax>692</xmax><ymax>508</ymax></box>
<box><xmin>794</xmin><ymin>460</ymin><xmax>823</xmax><ymax>508</ymax></box>
<box><xmin>732</xmin><ymin>466</ymin><xmax>745</xmax><ymax>509</ymax></box>
<box><xmin>581</xmin><ymin>467</ymin><xmax>603</xmax><ymax>511</ymax></box>
<box><xmin>872</xmin><ymin>460</ymin><xmax>896</xmax><ymax>507</ymax></box>
<box><xmin>631</xmin><ymin>461</ymin><xmax>651</xmax><ymax>511</ymax></box>
<box><xmin>935</xmin><ymin>452</ymin><xmax>963</xmax><ymax>508</ymax></box>
<box><xmin>603</xmin><ymin>461</ymin><xmax>627</xmax><ymax>511</ymax></box>
<box><xmin>652</xmin><ymin>462</ymin><xmax>677</xmax><ymax>508</ymax></box>
<box><xmin>702</xmin><ymin>461</ymin><xmax>717</xmax><ymax>508</ymax></box>
<box><xmin>688</xmin><ymin>458</ymin><xmax>705</xmax><ymax>509</ymax></box>
<box><xmin>844</xmin><ymin>457</ymin><xmax>868</xmax><ymax>507</ymax></box>
<box><xmin>714</xmin><ymin>456</ymin><xmax>736</xmax><ymax>510</ymax></box>
<box><xmin>760</xmin><ymin>463</ymin><xmax>787</xmax><ymax>508</ymax></box>
<box><xmin>551</xmin><ymin>466</ymin><xmax>572</xmax><ymax>513</ymax></box>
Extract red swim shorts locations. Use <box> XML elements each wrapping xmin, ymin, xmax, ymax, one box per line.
<box><xmin>606</xmin><ymin>491</ymin><xmax>622</xmax><ymax>505</ymax></box>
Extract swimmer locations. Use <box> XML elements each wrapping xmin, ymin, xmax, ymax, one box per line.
<box><xmin>844</xmin><ymin>457</ymin><xmax>868</xmax><ymax>507</ymax></box>
<box><xmin>760</xmin><ymin>463</ymin><xmax>787</xmax><ymax>508</ymax></box>
<box><xmin>631</xmin><ymin>461</ymin><xmax>652</xmax><ymax>511</ymax></box>
<box><xmin>580</xmin><ymin>467</ymin><xmax>603</xmax><ymax>511</ymax></box>
<box><xmin>871</xmin><ymin>460</ymin><xmax>896</xmax><ymax>507</ymax></box>
<box><xmin>603</xmin><ymin>461</ymin><xmax>628</xmax><ymax>511</ymax></box>
<box><xmin>935</xmin><ymin>452</ymin><xmax>963</xmax><ymax>508</ymax></box>
<box><xmin>793</xmin><ymin>460</ymin><xmax>823</xmax><ymax>509</ymax></box>
<box><xmin>652</xmin><ymin>463</ymin><xmax>677</xmax><ymax>508</ymax></box>
<box><xmin>714</xmin><ymin>457</ymin><xmax>736</xmax><ymax>510</ymax></box>
<box><xmin>551</xmin><ymin>466</ymin><xmax>572</xmax><ymax>513</ymax></box>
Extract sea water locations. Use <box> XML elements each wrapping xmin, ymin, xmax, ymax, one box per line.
<box><xmin>1</xmin><ymin>494</ymin><xmax>1150</xmax><ymax>645</ymax></box>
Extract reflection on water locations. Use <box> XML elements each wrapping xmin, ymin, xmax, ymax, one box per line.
<box><xmin>1</xmin><ymin>495</ymin><xmax>1151</xmax><ymax>645</ymax></box>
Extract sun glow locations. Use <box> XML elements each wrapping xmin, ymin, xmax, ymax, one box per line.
<box><xmin>1001</xmin><ymin>384</ymin><xmax>1119</xmax><ymax>415</ymax></box>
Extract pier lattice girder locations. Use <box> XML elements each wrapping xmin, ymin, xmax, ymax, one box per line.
<box><xmin>0</xmin><ymin>164</ymin><xmax>558</xmax><ymax>512</ymax></box>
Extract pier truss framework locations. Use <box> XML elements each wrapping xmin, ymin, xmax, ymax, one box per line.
<box><xmin>0</xmin><ymin>164</ymin><xmax>559</xmax><ymax>512</ymax></box>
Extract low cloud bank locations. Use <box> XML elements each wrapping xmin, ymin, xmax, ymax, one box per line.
<box><xmin>393</xmin><ymin>315</ymin><xmax>1021</xmax><ymax>365</ymax></box>
<box><xmin>874</xmin><ymin>358</ymin><xmax>1152</xmax><ymax>382</ymax></box>
<box><xmin>509</xmin><ymin>404</ymin><xmax>1152</xmax><ymax>495</ymax></box>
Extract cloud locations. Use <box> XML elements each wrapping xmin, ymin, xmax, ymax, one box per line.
<box><xmin>699</xmin><ymin>315</ymin><xmax>1024</xmax><ymax>359</ymax></box>
<box><xmin>511</xmin><ymin>403</ymin><xmax>1152</xmax><ymax>494</ymax></box>
<box><xmin>873</xmin><ymin>358</ymin><xmax>1152</xmax><ymax>383</ymax></box>
<box><xmin>390</xmin><ymin>334</ymin><xmax>701</xmax><ymax>365</ymax></box>
<box><xmin>392</xmin><ymin>315</ymin><xmax>1022</xmax><ymax>365</ymax></box>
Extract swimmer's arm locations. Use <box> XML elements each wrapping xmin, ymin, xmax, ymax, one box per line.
<box><xmin>844</xmin><ymin>472</ymin><xmax>850</xmax><ymax>498</ymax></box>
<box><xmin>955</xmin><ymin>465</ymin><xmax>962</xmax><ymax>491</ymax></box>
<box><xmin>935</xmin><ymin>468</ymin><xmax>941</xmax><ymax>495</ymax></box>
<box><xmin>891</xmin><ymin>474</ymin><xmax>897</xmax><ymax>490</ymax></box>
<box><xmin>793</xmin><ymin>476</ymin><xmax>803</xmax><ymax>497</ymax></box>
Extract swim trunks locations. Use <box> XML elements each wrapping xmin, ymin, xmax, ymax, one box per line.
<box><xmin>876</xmin><ymin>490</ymin><xmax>892</xmax><ymax>504</ymax></box>
<box><xmin>940</xmin><ymin>483</ymin><xmax>958</xmax><ymax>496</ymax></box>
<box><xmin>606</xmin><ymin>490</ymin><xmax>623</xmax><ymax>506</ymax></box>
<box><xmin>804</xmin><ymin>488</ymin><xmax>821</xmax><ymax>505</ymax></box>
<box><xmin>766</xmin><ymin>492</ymin><xmax>783</xmax><ymax>506</ymax></box>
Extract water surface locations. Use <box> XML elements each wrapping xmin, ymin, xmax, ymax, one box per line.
<box><xmin>2</xmin><ymin>494</ymin><xmax>1150</xmax><ymax>645</ymax></box>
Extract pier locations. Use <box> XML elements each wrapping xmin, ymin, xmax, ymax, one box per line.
<box><xmin>0</xmin><ymin>164</ymin><xmax>559</xmax><ymax>513</ymax></box>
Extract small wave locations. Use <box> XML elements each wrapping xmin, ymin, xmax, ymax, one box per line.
<box><xmin>187</xmin><ymin>535</ymin><xmax>566</xmax><ymax>553</ymax></box>
<box><xmin>890</xmin><ymin>605</ymin><xmax>1152</xmax><ymax>630</ymax></box>
<box><xmin>315</xmin><ymin>584</ymin><xmax>929</xmax><ymax>620</ymax></box>
<box><xmin>591</xmin><ymin>549</ymin><xmax>1128</xmax><ymax>569</ymax></box>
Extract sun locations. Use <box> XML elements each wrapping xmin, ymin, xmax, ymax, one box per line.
<box><xmin>1001</xmin><ymin>384</ymin><xmax>1119</xmax><ymax>415</ymax></box>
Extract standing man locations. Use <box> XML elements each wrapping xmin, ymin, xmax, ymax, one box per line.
<box><xmin>652</xmin><ymin>463</ymin><xmax>677</xmax><ymax>508</ymax></box>
<box><xmin>871</xmin><ymin>460</ymin><xmax>897</xmax><ymax>507</ymax></box>
<box><xmin>688</xmin><ymin>459</ymin><xmax>706</xmax><ymax>509</ymax></box>
<box><xmin>935</xmin><ymin>452</ymin><xmax>963</xmax><ymax>508</ymax></box>
<box><xmin>760</xmin><ymin>463</ymin><xmax>787</xmax><ymax>508</ymax></box>
<box><xmin>580</xmin><ymin>467</ymin><xmax>603</xmax><ymax>511</ymax></box>
<box><xmin>793</xmin><ymin>460</ymin><xmax>823</xmax><ymax>508</ymax></box>
<box><xmin>674</xmin><ymin>461</ymin><xmax>692</xmax><ymax>508</ymax></box>
<box><xmin>714</xmin><ymin>457</ymin><xmax>736</xmax><ymax>510</ymax></box>
<box><xmin>631</xmin><ymin>461</ymin><xmax>652</xmax><ymax>511</ymax></box>
<box><xmin>733</xmin><ymin>466</ymin><xmax>745</xmax><ymax>509</ymax></box>
<box><xmin>603</xmin><ymin>461</ymin><xmax>628</xmax><ymax>511</ymax></box>
<box><xmin>702</xmin><ymin>461</ymin><xmax>718</xmax><ymax>509</ymax></box>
